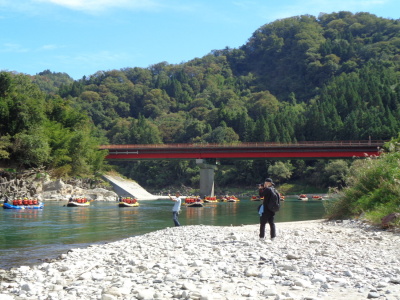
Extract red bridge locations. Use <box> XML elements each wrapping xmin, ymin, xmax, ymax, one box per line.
<box><xmin>100</xmin><ymin>140</ymin><xmax>384</xmax><ymax>160</ymax></box>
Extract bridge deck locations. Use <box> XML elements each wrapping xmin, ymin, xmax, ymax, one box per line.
<box><xmin>100</xmin><ymin>141</ymin><xmax>384</xmax><ymax>160</ymax></box>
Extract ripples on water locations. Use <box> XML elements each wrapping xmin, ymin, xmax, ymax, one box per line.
<box><xmin>0</xmin><ymin>197</ymin><xmax>326</xmax><ymax>269</ymax></box>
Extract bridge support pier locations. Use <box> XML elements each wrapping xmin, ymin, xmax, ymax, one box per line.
<box><xmin>196</xmin><ymin>159</ymin><xmax>217</xmax><ymax>198</ymax></box>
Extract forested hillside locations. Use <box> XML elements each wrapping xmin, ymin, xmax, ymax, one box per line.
<box><xmin>1</xmin><ymin>11</ymin><xmax>399</xmax><ymax>189</ymax></box>
<box><xmin>0</xmin><ymin>72</ymin><xmax>107</xmax><ymax>177</ymax></box>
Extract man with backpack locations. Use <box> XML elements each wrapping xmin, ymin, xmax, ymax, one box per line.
<box><xmin>258</xmin><ymin>178</ymin><xmax>279</xmax><ymax>241</ymax></box>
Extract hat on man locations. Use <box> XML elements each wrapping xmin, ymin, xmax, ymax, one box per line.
<box><xmin>264</xmin><ymin>178</ymin><xmax>275</xmax><ymax>185</ymax></box>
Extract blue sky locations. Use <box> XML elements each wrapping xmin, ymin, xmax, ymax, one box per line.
<box><xmin>1</xmin><ymin>0</ymin><xmax>399</xmax><ymax>80</ymax></box>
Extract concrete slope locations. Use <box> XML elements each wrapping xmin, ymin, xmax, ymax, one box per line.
<box><xmin>103</xmin><ymin>175</ymin><xmax>167</xmax><ymax>200</ymax></box>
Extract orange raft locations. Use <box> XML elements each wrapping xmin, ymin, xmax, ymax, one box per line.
<box><xmin>184</xmin><ymin>197</ymin><xmax>204</xmax><ymax>207</ymax></box>
<box><xmin>3</xmin><ymin>198</ymin><xmax>44</xmax><ymax>209</ymax></box>
<box><xmin>250</xmin><ymin>196</ymin><xmax>261</xmax><ymax>201</ymax></box>
<box><xmin>118</xmin><ymin>197</ymin><xmax>139</xmax><ymax>207</ymax></box>
<box><xmin>298</xmin><ymin>194</ymin><xmax>309</xmax><ymax>201</ymax></box>
<box><xmin>220</xmin><ymin>195</ymin><xmax>240</xmax><ymax>202</ymax></box>
<box><xmin>203</xmin><ymin>196</ymin><xmax>218</xmax><ymax>203</ymax></box>
<box><xmin>67</xmin><ymin>197</ymin><xmax>91</xmax><ymax>207</ymax></box>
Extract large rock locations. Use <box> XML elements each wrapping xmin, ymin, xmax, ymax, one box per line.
<box><xmin>1</xmin><ymin>171</ymin><xmax>118</xmax><ymax>201</ymax></box>
<box><xmin>43</xmin><ymin>179</ymin><xmax>65</xmax><ymax>191</ymax></box>
<box><xmin>86</xmin><ymin>188</ymin><xmax>118</xmax><ymax>202</ymax></box>
<box><xmin>41</xmin><ymin>179</ymin><xmax>117</xmax><ymax>201</ymax></box>
<box><xmin>381</xmin><ymin>213</ymin><xmax>400</xmax><ymax>228</ymax></box>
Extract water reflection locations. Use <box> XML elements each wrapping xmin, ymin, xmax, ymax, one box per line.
<box><xmin>276</xmin><ymin>197</ymin><xmax>326</xmax><ymax>222</ymax></box>
<box><xmin>117</xmin><ymin>208</ymin><xmax>140</xmax><ymax>216</ymax></box>
<box><xmin>66</xmin><ymin>207</ymin><xmax>90</xmax><ymax>223</ymax></box>
<box><xmin>9</xmin><ymin>209</ymin><xmax>42</xmax><ymax>220</ymax></box>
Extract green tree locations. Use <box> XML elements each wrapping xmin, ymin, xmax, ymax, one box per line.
<box><xmin>253</xmin><ymin>117</ymin><xmax>269</xmax><ymax>142</ymax></box>
<box><xmin>68</xmin><ymin>128</ymin><xmax>99</xmax><ymax>175</ymax></box>
<box><xmin>0</xmin><ymin>73</ymin><xmax>46</xmax><ymax>136</ymax></box>
<box><xmin>324</xmin><ymin>160</ymin><xmax>350</xmax><ymax>187</ymax></box>
<box><xmin>12</xmin><ymin>127</ymin><xmax>51</xmax><ymax>167</ymax></box>
<box><xmin>0</xmin><ymin>134</ymin><xmax>11</xmax><ymax>159</ymax></box>
<box><xmin>130</xmin><ymin>115</ymin><xmax>162</xmax><ymax>144</ymax></box>
<box><xmin>156</xmin><ymin>112</ymin><xmax>186</xmax><ymax>143</ymax></box>
<box><xmin>203</xmin><ymin>123</ymin><xmax>239</xmax><ymax>143</ymax></box>
<box><xmin>268</xmin><ymin>161</ymin><xmax>294</xmax><ymax>183</ymax></box>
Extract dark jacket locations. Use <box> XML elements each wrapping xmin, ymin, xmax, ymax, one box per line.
<box><xmin>261</xmin><ymin>187</ymin><xmax>274</xmax><ymax>212</ymax></box>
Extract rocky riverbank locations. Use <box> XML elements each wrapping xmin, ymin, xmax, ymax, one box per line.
<box><xmin>0</xmin><ymin>170</ymin><xmax>169</xmax><ymax>202</ymax></box>
<box><xmin>0</xmin><ymin>170</ymin><xmax>118</xmax><ymax>202</ymax></box>
<box><xmin>1</xmin><ymin>220</ymin><xmax>399</xmax><ymax>300</ymax></box>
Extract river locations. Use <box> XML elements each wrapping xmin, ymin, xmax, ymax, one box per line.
<box><xmin>0</xmin><ymin>196</ymin><xmax>327</xmax><ymax>269</ymax></box>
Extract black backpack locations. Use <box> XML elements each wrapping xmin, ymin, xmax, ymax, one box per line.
<box><xmin>266</xmin><ymin>187</ymin><xmax>281</xmax><ymax>212</ymax></box>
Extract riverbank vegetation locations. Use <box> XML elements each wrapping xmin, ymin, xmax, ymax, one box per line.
<box><xmin>324</xmin><ymin>138</ymin><xmax>400</xmax><ymax>227</ymax></box>
<box><xmin>1</xmin><ymin>12</ymin><xmax>400</xmax><ymax>222</ymax></box>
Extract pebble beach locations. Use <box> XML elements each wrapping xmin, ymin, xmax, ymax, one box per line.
<box><xmin>1</xmin><ymin>219</ymin><xmax>400</xmax><ymax>300</ymax></box>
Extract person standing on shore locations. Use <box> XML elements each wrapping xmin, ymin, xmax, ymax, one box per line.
<box><xmin>259</xmin><ymin>178</ymin><xmax>276</xmax><ymax>240</ymax></box>
<box><xmin>168</xmin><ymin>192</ymin><xmax>182</xmax><ymax>227</ymax></box>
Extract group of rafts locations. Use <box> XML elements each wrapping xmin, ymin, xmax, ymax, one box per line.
<box><xmin>183</xmin><ymin>195</ymin><xmax>240</xmax><ymax>207</ymax></box>
<box><xmin>1</xmin><ymin>195</ymin><xmax>236</xmax><ymax>209</ymax></box>
<box><xmin>250</xmin><ymin>194</ymin><xmax>286</xmax><ymax>201</ymax></box>
<box><xmin>67</xmin><ymin>197</ymin><xmax>140</xmax><ymax>207</ymax></box>
<box><xmin>5</xmin><ymin>193</ymin><xmax>324</xmax><ymax>210</ymax></box>
<box><xmin>297</xmin><ymin>194</ymin><xmax>324</xmax><ymax>201</ymax></box>
<box><xmin>1</xmin><ymin>196</ymin><xmax>140</xmax><ymax>209</ymax></box>
<box><xmin>250</xmin><ymin>194</ymin><xmax>324</xmax><ymax>201</ymax></box>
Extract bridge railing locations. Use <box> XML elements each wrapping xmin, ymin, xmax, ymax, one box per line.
<box><xmin>100</xmin><ymin>140</ymin><xmax>385</xmax><ymax>150</ymax></box>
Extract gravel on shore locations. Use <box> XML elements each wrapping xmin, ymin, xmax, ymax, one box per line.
<box><xmin>1</xmin><ymin>219</ymin><xmax>400</xmax><ymax>300</ymax></box>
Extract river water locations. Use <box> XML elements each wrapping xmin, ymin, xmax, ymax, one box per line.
<box><xmin>0</xmin><ymin>196</ymin><xmax>326</xmax><ymax>269</ymax></box>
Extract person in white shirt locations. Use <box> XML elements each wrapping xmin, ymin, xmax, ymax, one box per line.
<box><xmin>169</xmin><ymin>192</ymin><xmax>182</xmax><ymax>226</ymax></box>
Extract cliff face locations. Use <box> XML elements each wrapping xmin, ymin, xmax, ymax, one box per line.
<box><xmin>0</xmin><ymin>169</ymin><xmax>46</xmax><ymax>199</ymax></box>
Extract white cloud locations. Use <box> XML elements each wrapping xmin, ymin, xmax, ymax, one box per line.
<box><xmin>1</xmin><ymin>43</ymin><xmax>29</xmax><ymax>53</ymax></box>
<box><xmin>34</xmin><ymin>0</ymin><xmax>161</xmax><ymax>13</ymax></box>
<box><xmin>39</xmin><ymin>44</ymin><xmax>63</xmax><ymax>50</ymax></box>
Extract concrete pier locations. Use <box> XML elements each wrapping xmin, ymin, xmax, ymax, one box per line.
<box><xmin>196</xmin><ymin>159</ymin><xmax>217</xmax><ymax>198</ymax></box>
